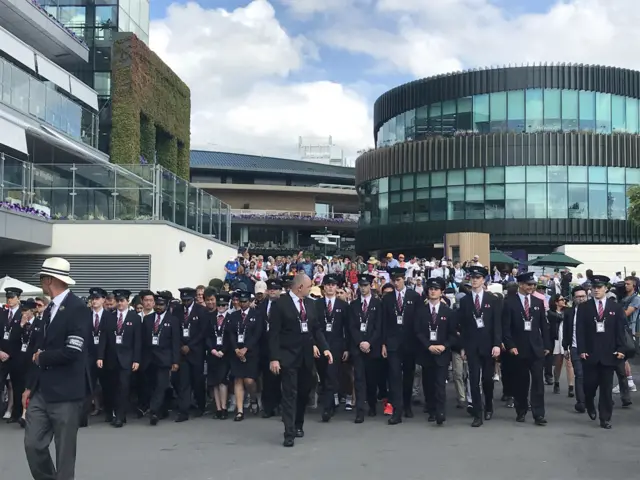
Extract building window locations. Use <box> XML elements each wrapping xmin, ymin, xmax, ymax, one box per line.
<box><xmin>430</xmin><ymin>188</ymin><xmax>446</xmax><ymax>220</ymax></box>
<box><xmin>589</xmin><ymin>184</ymin><xmax>608</xmax><ymax>219</ymax></box>
<box><xmin>562</xmin><ymin>90</ymin><xmax>579</xmax><ymax>132</ymax></box>
<box><xmin>543</xmin><ymin>89</ymin><xmax>562</xmax><ymax>131</ymax></box>
<box><xmin>608</xmin><ymin>184</ymin><xmax>626</xmax><ymax>220</ymax></box>
<box><xmin>457</xmin><ymin>96</ymin><xmax>473</xmax><ymax>131</ymax></box>
<box><xmin>548</xmin><ymin>183</ymin><xmax>568</xmax><ymax>218</ymax></box>
<box><xmin>489</xmin><ymin>92</ymin><xmax>507</xmax><ymax>132</ymax></box>
<box><xmin>626</xmin><ymin>98</ymin><xmax>639</xmax><ymax>134</ymax></box>
<box><xmin>579</xmin><ymin>91</ymin><xmax>596</xmax><ymax>131</ymax></box>
<box><xmin>447</xmin><ymin>186</ymin><xmax>465</xmax><ymax>220</ymax></box>
<box><xmin>442</xmin><ymin>100</ymin><xmax>456</xmax><ymax>136</ymax></box>
<box><xmin>485</xmin><ymin>167</ymin><xmax>505</xmax><ymax>184</ymax></box>
<box><xmin>525</xmin><ymin>89</ymin><xmax>543</xmax><ymax>133</ymax></box>
<box><xmin>547</xmin><ymin>166</ymin><xmax>567</xmax><ymax>183</ymax></box>
<box><xmin>447</xmin><ymin>170</ymin><xmax>464</xmax><ymax>186</ymax></box>
<box><xmin>612</xmin><ymin>95</ymin><xmax>626</xmax><ymax>133</ymax></box>
<box><xmin>465</xmin><ymin>186</ymin><xmax>484</xmax><ymax>219</ymax></box>
<box><xmin>473</xmin><ymin>94</ymin><xmax>489</xmax><ymax>134</ymax></box>
<box><xmin>505</xmin><ymin>166</ymin><xmax>525</xmax><ymax>183</ymax></box>
<box><xmin>526</xmin><ymin>184</ymin><xmax>547</xmax><ymax>219</ymax></box>
<box><xmin>507</xmin><ymin>90</ymin><xmax>525</xmax><ymax>132</ymax></box>
<box><xmin>94</xmin><ymin>72</ymin><xmax>111</xmax><ymax>97</ymax></box>
<box><xmin>568</xmin><ymin>184</ymin><xmax>588</xmax><ymax>219</ymax></box>
<box><xmin>465</xmin><ymin>168</ymin><xmax>484</xmax><ymax>185</ymax></box>
<box><xmin>505</xmin><ymin>184</ymin><xmax>526</xmax><ymax>218</ymax></box>
<box><xmin>485</xmin><ymin>185</ymin><xmax>505</xmax><ymax>219</ymax></box>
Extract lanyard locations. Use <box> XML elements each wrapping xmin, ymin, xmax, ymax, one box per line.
<box><xmin>237</xmin><ymin>312</ymin><xmax>249</xmax><ymax>337</ymax></box>
<box><xmin>215</xmin><ymin>315</ymin><xmax>226</xmax><ymax>336</ymax></box>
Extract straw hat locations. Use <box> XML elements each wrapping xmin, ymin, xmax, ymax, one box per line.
<box><xmin>38</xmin><ymin>257</ymin><xmax>75</xmax><ymax>285</ymax></box>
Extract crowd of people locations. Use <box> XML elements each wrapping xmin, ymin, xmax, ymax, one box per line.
<box><xmin>0</xmin><ymin>253</ymin><xmax>638</xmax><ymax>477</ymax></box>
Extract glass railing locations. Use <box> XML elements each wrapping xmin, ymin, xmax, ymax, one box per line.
<box><xmin>0</xmin><ymin>153</ymin><xmax>232</xmax><ymax>242</ymax></box>
<box><xmin>231</xmin><ymin>209</ymin><xmax>360</xmax><ymax>223</ymax></box>
<box><xmin>0</xmin><ymin>57</ymin><xmax>98</xmax><ymax>148</ymax></box>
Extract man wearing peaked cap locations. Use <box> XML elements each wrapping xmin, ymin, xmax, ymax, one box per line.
<box><xmin>14</xmin><ymin>298</ymin><xmax>39</xmax><ymax>428</ymax></box>
<box><xmin>1</xmin><ymin>287</ymin><xmax>25</xmax><ymax>425</ymax></box>
<box><xmin>257</xmin><ymin>278</ymin><xmax>283</xmax><ymax>419</ymax></box>
<box><xmin>358</xmin><ymin>274</ymin><xmax>374</xmax><ymax>285</ymax></box>
<box><xmin>89</xmin><ymin>287</ymin><xmax>108</xmax><ymax>299</ymax></box>
<box><xmin>322</xmin><ymin>274</ymin><xmax>340</xmax><ymax>286</ymax></box>
<box><xmin>179</xmin><ymin>287</ymin><xmax>197</xmax><ymax>301</ymax></box>
<box><xmin>266</xmin><ymin>279</ymin><xmax>281</xmax><ymax>292</ymax></box>
<box><xmin>5</xmin><ymin>286</ymin><xmax>23</xmax><ymax>299</ymax></box>
<box><xmin>516</xmin><ymin>271</ymin><xmax>537</xmax><ymax>284</ymax></box>
<box><xmin>426</xmin><ymin>277</ymin><xmax>446</xmax><ymax>291</ymax></box>
<box><xmin>389</xmin><ymin>267</ymin><xmax>407</xmax><ymax>279</ymax></box>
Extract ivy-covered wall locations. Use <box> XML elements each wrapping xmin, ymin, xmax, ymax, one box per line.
<box><xmin>111</xmin><ymin>32</ymin><xmax>191</xmax><ymax>178</ymax></box>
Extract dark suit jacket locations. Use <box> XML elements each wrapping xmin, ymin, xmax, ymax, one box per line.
<box><xmin>348</xmin><ymin>296</ymin><xmax>382</xmax><ymax>358</ymax></box>
<box><xmin>268</xmin><ymin>293</ymin><xmax>329</xmax><ymax>369</ymax></box>
<box><xmin>257</xmin><ymin>299</ymin><xmax>274</xmax><ymax>359</ymax></box>
<box><xmin>98</xmin><ymin>310</ymin><xmax>141</xmax><ymax>370</ymax></box>
<box><xmin>228</xmin><ymin>308</ymin><xmax>263</xmax><ymax>359</ymax></box>
<box><xmin>87</xmin><ymin>309</ymin><xmax>113</xmax><ymax>363</ymax></box>
<box><xmin>316</xmin><ymin>297</ymin><xmax>348</xmax><ymax>355</ymax></box>
<box><xmin>502</xmin><ymin>294</ymin><xmax>551</xmax><ymax>359</ymax></box>
<box><xmin>141</xmin><ymin>312</ymin><xmax>181</xmax><ymax>369</ymax></box>
<box><xmin>457</xmin><ymin>291</ymin><xmax>502</xmax><ymax>357</ymax></box>
<box><xmin>576</xmin><ymin>298</ymin><xmax>626</xmax><ymax>367</ymax></box>
<box><xmin>205</xmin><ymin>310</ymin><xmax>230</xmax><ymax>354</ymax></box>
<box><xmin>415</xmin><ymin>302</ymin><xmax>458</xmax><ymax>366</ymax></box>
<box><xmin>562</xmin><ymin>307</ymin><xmax>577</xmax><ymax>351</ymax></box>
<box><xmin>173</xmin><ymin>303</ymin><xmax>208</xmax><ymax>366</ymax></box>
<box><xmin>381</xmin><ymin>288</ymin><xmax>422</xmax><ymax>353</ymax></box>
<box><xmin>1</xmin><ymin>307</ymin><xmax>22</xmax><ymax>358</ymax></box>
<box><xmin>30</xmin><ymin>291</ymin><xmax>92</xmax><ymax>403</ymax></box>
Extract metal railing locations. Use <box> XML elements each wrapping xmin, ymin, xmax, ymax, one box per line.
<box><xmin>0</xmin><ymin>153</ymin><xmax>232</xmax><ymax>242</ymax></box>
<box><xmin>231</xmin><ymin>209</ymin><xmax>359</xmax><ymax>222</ymax></box>
<box><xmin>313</xmin><ymin>184</ymin><xmax>356</xmax><ymax>190</ymax></box>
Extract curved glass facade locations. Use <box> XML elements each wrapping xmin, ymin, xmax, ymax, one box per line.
<box><xmin>358</xmin><ymin>166</ymin><xmax>640</xmax><ymax>226</ymax></box>
<box><xmin>376</xmin><ymin>89</ymin><xmax>640</xmax><ymax>147</ymax></box>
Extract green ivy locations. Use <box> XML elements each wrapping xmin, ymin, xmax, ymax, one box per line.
<box><xmin>110</xmin><ymin>32</ymin><xmax>191</xmax><ymax>175</ymax></box>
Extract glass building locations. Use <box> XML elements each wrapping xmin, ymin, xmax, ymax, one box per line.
<box><xmin>356</xmin><ymin>65</ymin><xmax>640</xmax><ymax>255</ymax></box>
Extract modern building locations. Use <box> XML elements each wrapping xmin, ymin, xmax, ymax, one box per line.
<box><xmin>356</xmin><ymin>64</ymin><xmax>640</xmax><ymax>260</ymax></box>
<box><xmin>190</xmin><ymin>150</ymin><xmax>358</xmax><ymax>255</ymax></box>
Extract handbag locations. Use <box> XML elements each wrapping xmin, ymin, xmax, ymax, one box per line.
<box><xmin>623</xmin><ymin>326</ymin><xmax>637</xmax><ymax>360</ymax></box>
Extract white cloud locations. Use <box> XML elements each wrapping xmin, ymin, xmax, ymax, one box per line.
<box><xmin>150</xmin><ymin>0</ymin><xmax>373</xmax><ymax>159</ymax></box>
<box><xmin>277</xmin><ymin>0</ymin><xmax>373</xmax><ymax>16</ymax></box>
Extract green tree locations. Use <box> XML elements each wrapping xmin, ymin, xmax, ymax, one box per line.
<box><xmin>626</xmin><ymin>185</ymin><xmax>640</xmax><ymax>224</ymax></box>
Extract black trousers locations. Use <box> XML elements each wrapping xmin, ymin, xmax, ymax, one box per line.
<box><xmin>8</xmin><ymin>360</ymin><xmax>28</xmax><ymax>419</ymax></box>
<box><xmin>422</xmin><ymin>360</ymin><xmax>448</xmax><ymax>418</ymax></box>
<box><xmin>104</xmin><ymin>368</ymin><xmax>132</xmax><ymax>420</ymax></box>
<box><xmin>584</xmin><ymin>362</ymin><xmax>615</xmax><ymax>422</ymax></box>
<box><xmin>82</xmin><ymin>361</ymin><xmax>106</xmax><ymax>420</ymax></box>
<box><xmin>176</xmin><ymin>359</ymin><xmax>205</xmax><ymax>415</ymax></box>
<box><xmin>280</xmin><ymin>360</ymin><xmax>314</xmax><ymax>438</ymax></box>
<box><xmin>500</xmin><ymin>352</ymin><xmax>517</xmax><ymax>398</ymax></box>
<box><xmin>260</xmin><ymin>357</ymin><xmax>281</xmax><ymax>414</ymax></box>
<box><xmin>468</xmin><ymin>353</ymin><xmax>495</xmax><ymax>417</ymax></box>
<box><xmin>544</xmin><ymin>354</ymin><xmax>554</xmax><ymax>381</ymax></box>
<box><xmin>387</xmin><ymin>350</ymin><xmax>415</xmax><ymax>414</ymax></box>
<box><xmin>316</xmin><ymin>353</ymin><xmax>340</xmax><ymax>411</ymax></box>
<box><xmin>143</xmin><ymin>365</ymin><xmax>171</xmax><ymax>415</ymax></box>
<box><xmin>513</xmin><ymin>355</ymin><xmax>545</xmax><ymax>418</ymax></box>
<box><xmin>376</xmin><ymin>357</ymin><xmax>389</xmax><ymax>399</ymax></box>
<box><xmin>352</xmin><ymin>353</ymin><xmax>378</xmax><ymax>412</ymax></box>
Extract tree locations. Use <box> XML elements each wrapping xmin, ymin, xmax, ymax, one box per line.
<box><xmin>626</xmin><ymin>185</ymin><xmax>640</xmax><ymax>224</ymax></box>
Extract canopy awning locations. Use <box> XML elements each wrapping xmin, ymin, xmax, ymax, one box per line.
<box><xmin>0</xmin><ymin>116</ymin><xmax>28</xmax><ymax>155</ymax></box>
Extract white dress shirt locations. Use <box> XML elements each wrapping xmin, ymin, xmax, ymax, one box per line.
<box><xmin>517</xmin><ymin>292</ymin><xmax>531</xmax><ymax>310</ymax></box>
<box><xmin>472</xmin><ymin>290</ymin><xmax>484</xmax><ymax>308</ymax></box>
<box><xmin>49</xmin><ymin>289</ymin><xmax>70</xmax><ymax>324</ymax></box>
<box><xmin>289</xmin><ymin>291</ymin><xmax>303</xmax><ymax>313</ymax></box>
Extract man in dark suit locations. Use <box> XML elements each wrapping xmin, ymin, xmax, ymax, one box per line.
<box><xmin>502</xmin><ymin>271</ymin><xmax>551</xmax><ymax>426</ymax></box>
<box><xmin>1</xmin><ymin>287</ymin><xmax>23</xmax><ymax>423</ymax></box>
<box><xmin>268</xmin><ymin>273</ymin><xmax>332</xmax><ymax>447</ymax></box>
<box><xmin>257</xmin><ymin>279</ymin><xmax>282</xmax><ymax>418</ymax></box>
<box><xmin>382</xmin><ymin>267</ymin><xmax>421</xmax><ymax>424</ymax></box>
<box><xmin>97</xmin><ymin>289</ymin><xmax>141</xmax><ymax>427</ymax></box>
<box><xmin>348</xmin><ymin>274</ymin><xmax>382</xmax><ymax>422</ymax></box>
<box><xmin>24</xmin><ymin>257</ymin><xmax>92</xmax><ymax>480</ymax></box>
<box><xmin>172</xmin><ymin>287</ymin><xmax>208</xmax><ymax>421</ymax></box>
<box><xmin>561</xmin><ymin>285</ymin><xmax>588</xmax><ymax>413</ymax></box>
<box><xmin>458</xmin><ymin>266</ymin><xmax>502</xmax><ymax>427</ymax></box>
<box><xmin>576</xmin><ymin>275</ymin><xmax>626</xmax><ymax>429</ymax></box>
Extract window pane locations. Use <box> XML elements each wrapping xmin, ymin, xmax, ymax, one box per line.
<box><xmin>431</xmin><ymin>171</ymin><xmax>446</xmax><ymax>187</ymax></box>
<box><xmin>505</xmin><ymin>166</ymin><xmax>525</xmax><ymax>183</ymax></box>
<box><xmin>579</xmin><ymin>90</ymin><xmax>595</xmax><ymax>131</ymax></box>
<box><xmin>379</xmin><ymin>193</ymin><xmax>388</xmax><ymax>224</ymax></box>
<box><xmin>466</xmin><ymin>169</ymin><xmax>484</xmax><ymax>185</ymax></box>
<box><xmin>505</xmin><ymin>184</ymin><xmax>526</xmax><ymax>218</ymax></box>
<box><xmin>548</xmin><ymin>166</ymin><xmax>567</xmax><ymax>183</ymax></box>
<box><xmin>527</xmin><ymin>184</ymin><xmax>547</xmax><ymax>218</ymax></box>
<box><xmin>415</xmin><ymin>106</ymin><xmax>428</xmax><ymax>139</ymax></box>
<box><xmin>379</xmin><ymin>177</ymin><xmax>388</xmax><ymax>193</ymax></box>
<box><xmin>416</xmin><ymin>173</ymin><xmax>429</xmax><ymax>188</ymax></box>
<box><xmin>608</xmin><ymin>184</ymin><xmax>626</xmax><ymax>220</ymax></box>
<box><xmin>612</xmin><ymin>95</ymin><xmax>626</xmax><ymax>133</ymax></box>
<box><xmin>465</xmin><ymin>186</ymin><xmax>484</xmax><ymax>219</ymax></box>
<box><xmin>401</xmin><ymin>191</ymin><xmax>413</xmax><ymax>202</ymax></box>
<box><xmin>627</xmin><ymin>168</ymin><xmax>640</xmax><ymax>185</ymax></box>
<box><xmin>473</xmin><ymin>94</ymin><xmax>489</xmax><ymax>134</ymax></box>
<box><xmin>457</xmin><ymin>96</ymin><xmax>473</xmax><ymax>131</ymax></box>
<box><xmin>429</xmin><ymin>102</ymin><xmax>442</xmax><ymax>135</ymax></box>
<box><xmin>402</xmin><ymin>173</ymin><xmax>414</xmax><ymax>189</ymax></box>
<box><xmin>507</xmin><ymin>90</ymin><xmax>525</xmax><ymax>132</ymax></box>
<box><xmin>526</xmin><ymin>166</ymin><xmax>546</xmax><ymax>183</ymax></box>
<box><xmin>415</xmin><ymin>190</ymin><xmax>429</xmax><ymax>222</ymax></box>
<box><xmin>485</xmin><ymin>185</ymin><xmax>505</xmax><ymax>219</ymax></box>
<box><xmin>447</xmin><ymin>186</ymin><xmax>465</xmax><ymax>220</ymax></box>
<box><xmin>525</xmin><ymin>89</ymin><xmax>543</xmax><ymax>133</ymax></box>
<box><xmin>608</xmin><ymin>167</ymin><xmax>625</xmax><ymax>185</ymax></box>
<box><xmin>390</xmin><ymin>193</ymin><xmax>401</xmax><ymax>204</ymax></box>
<box><xmin>569</xmin><ymin>166</ymin><xmax>588</xmax><ymax>183</ymax></box>
<box><xmin>430</xmin><ymin>188</ymin><xmax>446</xmax><ymax>220</ymax></box>
<box><xmin>390</xmin><ymin>176</ymin><xmax>401</xmax><ymax>191</ymax></box>
<box><xmin>405</xmin><ymin>110</ymin><xmax>415</xmax><ymax>141</ymax></box>
<box><xmin>548</xmin><ymin>183</ymin><xmax>568</xmax><ymax>218</ymax></box>
<box><xmin>396</xmin><ymin>113</ymin><xmax>405</xmax><ymax>142</ymax></box>
<box><xmin>568</xmin><ymin>184</ymin><xmax>588</xmax><ymax>219</ymax></box>
<box><xmin>416</xmin><ymin>188</ymin><xmax>429</xmax><ymax>199</ymax></box>
<box><xmin>490</xmin><ymin>91</ymin><xmax>507</xmax><ymax>132</ymax></box>
<box><xmin>543</xmin><ymin>89</ymin><xmax>561</xmax><ymax>131</ymax></box>
<box><xmin>485</xmin><ymin>167</ymin><xmax>505</xmax><ymax>184</ymax></box>
<box><xmin>442</xmin><ymin>100</ymin><xmax>456</xmax><ymax>136</ymax></box>
<box><xmin>562</xmin><ymin>90</ymin><xmax>579</xmax><ymax>132</ymax></box>
<box><xmin>589</xmin><ymin>166</ymin><xmax>607</xmax><ymax>183</ymax></box>
<box><xmin>595</xmin><ymin>92</ymin><xmax>612</xmax><ymax>134</ymax></box>
<box><xmin>626</xmin><ymin>98</ymin><xmax>639</xmax><ymax>135</ymax></box>
<box><xmin>589</xmin><ymin>184</ymin><xmax>607</xmax><ymax>219</ymax></box>
<box><xmin>387</xmin><ymin>116</ymin><xmax>396</xmax><ymax>144</ymax></box>
<box><xmin>448</xmin><ymin>170</ymin><xmax>464</xmax><ymax>186</ymax></box>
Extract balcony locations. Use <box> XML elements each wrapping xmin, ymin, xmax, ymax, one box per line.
<box><xmin>231</xmin><ymin>209</ymin><xmax>359</xmax><ymax>228</ymax></box>
<box><xmin>0</xmin><ymin>0</ymin><xmax>88</xmax><ymax>66</ymax></box>
<box><xmin>0</xmin><ymin>153</ymin><xmax>233</xmax><ymax>243</ymax></box>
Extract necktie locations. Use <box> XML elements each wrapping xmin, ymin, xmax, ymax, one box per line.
<box><xmin>431</xmin><ymin>306</ymin><xmax>437</xmax><ymax>324</ymax></box>
<box><xmin>397</xmin><ymin>292</ymin><xmax>403</xmax><ymax>312</ymax></box>
<box><xmin>8</xmin><ymin>311</ymin><xmax>13</xmax><ymax>322</ymax></box>
<box><xmin>474</xmin><ymin>294</ymin><xmax>480</xmax><ymax>313</ymax></box>
<box><xmin>299</xmin><ymin>299</ymin><xmax>307</xmax><ymax>322</ymax></box>
<box><xmin>117</xmin><ymin>313</ymin><xmax>123</xmax><ymax>332</ymax></box>
<box><xmin>183</xmin><ymin>310</ymin><xmax>189</xmax><ymax>326</ymax></box>
<box><xmin>362</xmin><ymin>299</ymin><xmax>368</xmax><ymax>313</ymax></box>
<box><xmin>217</xmin><ymin>314</ymin><xmax>224</xmax><ymax>326</ymax></box>
<box><xmin>154</xmin><ymin>314</ymin><xmax>161</xmax><ymax>333</ymax></box>
<box><xmin>524</xmin><ymin>296</ymin><xmax>530</xmax><ymax>319</ymax></box>
<box><xmin>598</xmin><ymin>300</ymin><xmax>604</xmax><ymax>320</ymax></box>
<box><xmin>327</xmin><ymin>300</ymin><xmax>333</xmax><ymax>315</ymax></box>
<box><xmin>94</xmin><ymin>313</ymin><xmax>99</xmax><ymax>333</ymax></box>
<box><xmin>241</xmin><ymin>312</ymin><xmax>246</xmax><ymax>323</ymax></box>
<box><xmin>43</xmin><ymin>303</ymin><xmax>53</xmax><ymax>331</ymax></box>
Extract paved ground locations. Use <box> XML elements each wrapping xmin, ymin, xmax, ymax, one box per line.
<box><xmin>1</xmin><ymin>383</ymin><xmax>640</xmax><ymax>480</ymax></box>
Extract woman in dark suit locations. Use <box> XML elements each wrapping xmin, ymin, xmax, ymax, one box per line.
<box><xmin>548</xmin><ymin>294</ymin><xmax>574</xmax><ymax>396</ymax></box>
<box><xmin>206</xmin><ymin>294</ymin><xmax>231</xmax><ymax>420</ymax></box>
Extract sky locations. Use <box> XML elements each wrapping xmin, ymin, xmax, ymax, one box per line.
<box><xmin>147</xmin><ymin>0</ymin><xmax>640</xmax><ymax>160</ymax></box>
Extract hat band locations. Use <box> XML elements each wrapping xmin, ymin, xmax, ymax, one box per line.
<box><xmin>41</xmin><ymin>266</ymin><xmax>71</xmax><ymax>276</ymax></box>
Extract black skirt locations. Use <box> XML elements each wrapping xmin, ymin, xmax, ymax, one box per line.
<box><xmin>207</xmin><ymin>354</ymin><xmax>230</xmax><ymax>386</ymax></box>
<box><xmin>229</xmin><ymin>350</ymin><xmax>260</xmax><ymax>380</ymax></box>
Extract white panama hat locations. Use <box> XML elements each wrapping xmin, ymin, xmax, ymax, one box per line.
<box><xmin>38</xmin><ymin>257</ymin><xmax>76</xmax><ymax>285</ymax></box>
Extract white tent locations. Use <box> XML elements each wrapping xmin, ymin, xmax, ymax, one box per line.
<box><xmin>0</xmin><ymin>276</ymin><xmax>42</xmax><ymax>302</ymax></box>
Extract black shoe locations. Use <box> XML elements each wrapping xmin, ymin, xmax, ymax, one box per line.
<box><xmin>221</xmin><ymin>409</ymin><xmax>229</xmax><ymax>420</ymax></box>
<box><xmin>436</xmin><ymin>414</ymin><xmax>445</xmax><ymax>426</ymax></box>
<box><xmin>321</xmin><ymin>410</ymin><xmax>331</xmax><ymax>423</ymax></box>
<box><xmin>553</xmin><ymin>382</ymin><xmax>560</xmax><ymax>394</ymax></box>
<box><xmin>368</xmin><ymin>406</ymin><xmax>377</xmax><ymax>417</ymax></box>
<box><xmin>466</xmin><ymin>405</ymin><xmax>474</xmax><ymax>417</ymax></box>
<box><xmin>355</xmin><ymin>412</ymin><xmax>364</xmax><ymax>424</ymax></box>
<box><xmin>6</xmin><ymin>417</ymin><xmax>17</xmax><ymax>424</ymax></box>
<box><xmin>192</xmin><ymin>410</ymin><xmax>204</xmax><ymax>418</ymax></box>
<box><xmin>213</xmin><ymin>410</ymin><xmax>221</xmax><ymax>419</ymax></box>
<box><xmin>404</xmin><ymin>407</ymin><xmax>414</xmax><ymax>418</ymax></box>
<box><xmin>574</xmin><ymin>403</ymin><xmax>586</xmax><ymax>413</ymax></box>
<box><xmin>545</xmin><ymin>376</ymin><xmax>554</xmax><ymax>386</ymax></box>
<box><xmin>427</xmin><ymin>415</ymin><xmax>436</xmax><ymax>422</ymax></box>
<box><xmin>622</xmin><ymin>399</ymin><xmax>633</xmax><ymax>407</ymax></box>
<box><xmin>600</xmin><ymin>420</ymin><xmax>612</xmax><ymax>429</ymax></box>
<box><xmin>295</xmin><ymin>428</ymin><xmax>304</xmax><ymax>438</ymax></box>
<box><xmin>388</xmin><ymin>415</ymin><xmax>402</xmax><ymax>425</ymax></box>
<box><xmin>113</xmin><ymin>419</ymin><xmax>124</xmax><ymax>428</ymax></box>
<box><xmin>283</xmin><ymin>437</ymin><xmax>295</xmax><ymax>447</ymax></box>
<box><xmin>568</xmin><ymin>386</ymin><xmax>575</xmax><ymax>398</ymax></box>
<box><xmin>80</xmin><ymin>417</ymin><xmax>88</xmax><ymax>428</ymax></box>
<box><xmin>500</xmin><ymin>394</ymin><xmax>508</xmax><ymax>402</ymax></box>
<box><xmin>587</xmin><ymin>408</ymin><xmax>597</xmax><ymax>421</ymax></box>
<box><xmin>534</xmin><ymin>417</ymin><xmax>547</xmax><ymax>426</ymax></box>
<box><xmin>484</xmin><ymin>410</ymin><xmax>493</xmax><ymax>421</ymax></box>
<box><xmin>150</xmin><ymin>414</ymin><xmax>159</xmax><ymax>426</ymax></box>
<box><xmin>505</xmin><ymin>398</ymin><xmax>514</xmax><ymax>408</ymax></box>
<box><xmin>104</xmin><ymin>415</ymin><xmax>114</xmax><ymax>423</ymax></box>
<box><xmin>471</xmin><ymin>417</ymin><xmax>483</xmax><ymax>427</ymax></box>
<box><xmin>516</xmin><ymin>413</ymin><xmax>526</xmax><ymax>423</ymax></box>
<box><xmin>175</xmin><ymin>413</ymin><xmax>188</xmax><ymax>423</ymax></box>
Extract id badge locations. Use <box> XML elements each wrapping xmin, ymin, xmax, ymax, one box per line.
<box><xmin>360</xmin><ymin>323</ymin><xmax>367</xmax><ymax>333</ymax></box>
<box><xmin>3</xmin><ymin>332</ymin><xmax>8</xmax><ymax>340</ymax></box>
<box><xmin>216</xmin><ymin>336</ymin><xmax>223</xmax><ymax>346</ymax></box>
<box><xmin>182</xmin><ymin>328</ymin><xmax>190</xmax><ymax>338</ymax></box>
<box><xmin>266</xmin><ymin>323</ymin><xmax>270</xmax><ymax>332</ymax></box>
<box><xmin>396</xmin><ymin>315</ymin><xmax>403</xmax><ymax>325</ymax></box>
<box><xmin>152</xmin><ymin>335</ymin><xmax>159</xmax><ymax>346</ymax></box>
<box><xmin>524</xmin><ymin>321</ymin><xmax>532</xmax><ymax>331</ymax></box>
<box><xmin>93</xmin><ymin>336</ymin><xmax>99</xmax><ymax>345</ymax></box>
<box><xmin>21</xmin><ymin>344</ymin><xmax>27</xmax><ymax>352</ymax></box>
<box><xmin>301</xmin><ymin>322</ymin><xmax>309</xmax><ymax>333</ymax></box>
<box><xmin>475</xmin><ymin>317</ymin><xmax>485</xmax><ymax>329</ymax></box>
<box><xmin>326</xmin><ymin>323</ymin><xmax>333</xmax><ymax>332</ymax></box>
<box><xmin>115</xmin><ymin>335</ymin><xmax>123</xmax><ymax>345</ymax></box>
<box><xmin>238</xmin><ymin>334</ymin><xmax>245</xmax><ymax>343</ymax></box>
<box><xmin>596</xmin><ymin>322</ymin><xmax>605</xmax><ymax>333</ymax></box>
<box><xmin>429</xmin><ymin>330</ymin><xmax>437</xmax><ymax>341</ymax></box>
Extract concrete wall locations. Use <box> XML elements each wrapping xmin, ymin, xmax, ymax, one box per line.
<box><xmin>445</xmin><ymin>232</ymin><xmax>490</xmax><ymax>266</ymax></box>
<box><xmin>24</xmin><ymin>221</ymin><xmax>236</xmax><ymax>297</ymax></box>
<box><xmin>205</xmin><ymin>189</ymin><xmax>318</xmax><ymax>211</ymax></box>
<box><xmin>559</xmin><ymin>244</ymin><xmax>640</xmax><ymax>279</ymax></box>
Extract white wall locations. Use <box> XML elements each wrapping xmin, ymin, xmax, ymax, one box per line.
<box><xmin>27</xmin><ymin>222</ymin><xmax>236</xmax><ymax>296</ymax></box>
<box><xmin>559</xmin><ymin>244</ymin><xmax>640</xmax><ymax>278</ymax></box>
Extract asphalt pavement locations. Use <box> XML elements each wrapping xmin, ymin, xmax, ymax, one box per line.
<box><xmin>1</xmin><ymin>382</ymin><xmax>639</xmax><ymax>480</ymax></box>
